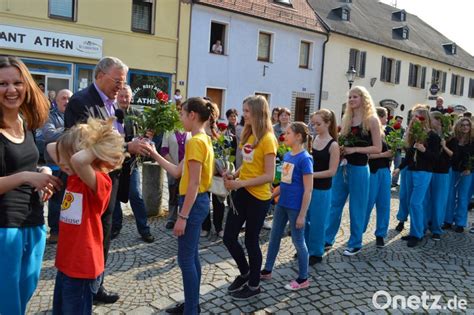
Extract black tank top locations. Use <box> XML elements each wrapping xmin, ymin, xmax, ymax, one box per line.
<box><xmin>369</xmin><ymin>141</ymin><xmax>391</xmax><ymax>173</ymax></box>
<box><xmin>312</xmin><ymin>139</ymin><xmax>335</xmax><ymax>190</ymax></box>
<box><xmin>345</xmin><ymin>125</ymin><xmax>372</xmax><ymax>166</ymax></box>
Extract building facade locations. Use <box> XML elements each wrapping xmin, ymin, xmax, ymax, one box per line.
<box><xmin>0</xmin><ymin>0</ymin><xmax>191</xmax><ymax>104</ymax></box>
<box><xmin>187</xmin><ymin>0</ymin><xmax>327</xmax><ymax>122</ymax></box>
<box><xmin>308</xmin><ymin>0</ymin><xmax>474</xmax><ymax>121</ymax></box>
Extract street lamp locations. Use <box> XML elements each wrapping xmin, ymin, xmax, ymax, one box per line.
<box><xmin>345</xmin><ymin>66</ymin><xmax>357</xmax><ymax>89</ymax></box>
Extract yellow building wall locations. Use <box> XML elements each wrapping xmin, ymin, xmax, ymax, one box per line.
<box><xmin>0</xmin><ymin>0</ymin><xmax>190</xmax><ymax>96</ymax></box>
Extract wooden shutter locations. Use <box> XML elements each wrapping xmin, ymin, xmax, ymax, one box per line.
<box><xmin>349</xmin><ymin>49</ymin><xmax>357</xmax><ymax>70</ymax></box>
<box><xmin>442</xmin><ymin>72</ymin><xmax>447</xmax><ymax>92</ymax></box>
<box><xmin>395</xmin><ymin>60</ymin><xmax>401</xmax><ymax>84</ymax></box>
<box><xmin>460</xmin><ymin>77</ymin><xmax>464</xmax><ymax>96</ymax></box>
<box><xmin>380</xmin><ymin>56</ymin><xmax>387</xmax><ymax>82</ymax></box>
<box><xmin>450</xmin><ymin>74</ymin><xmax>455</xmax><ymax>94</ymax></box>
<box><xmin>359</xmin><ymin>51</ymin><xmax>366</xmax><ymax>78</ymax></box>
<box><xmin>421</xmin><ymin>67</ymin><xmax>426</xmax><ymax>89</ymax></box>
<box><xmin>408</xmin><ymin>63</ymin><xmax>414</xmax><ymax>86</ymax></box>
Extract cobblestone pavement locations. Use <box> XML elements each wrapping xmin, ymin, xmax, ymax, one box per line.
<box><xmin>28</xmin><ymin>181</ymin><xmax>474</xmax><ymax>314</ymax></box>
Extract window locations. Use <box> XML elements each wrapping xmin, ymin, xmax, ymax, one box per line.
<box><xmin>129</xmin><ymin>69</ymin><xmax>171</xmax><ymax>106</ymax></box>
<box><xmin>49</xmin><ymin>0</ymin><xmax>76</xmax><ymax>21</ymax></box>
<box><xmin>408</xmin><ymin>63</ymin><xmax>426</xmax><ymax>88</ymax></box>
<box><xmin>258</xmin><ymin>32</ymin><xmax>272</xmax><ymax>62</ymax></box>
<box><xmin>380</xmin><ymin>56</ymin><xmax>401</xmax><ymax>84</ymax></box>
<box><xmin>392</xmin><ymin>10</ymin><xmax>406</xmax><ymax>22</ymax></box>
<box><xmin>132</xmin><ymin>0</ymin><xmax>155</xmax><ymax>34</ymax></box>
<box><xmin>393</xmin><ymin>26</ymin><xmax>409</xmax><ymax>40</ymax></box>
<box><xmin>450</xmin><ymin>74</ymin><xmax>464</xmax><ymax>96</ymax></box>
<box><xmin>400</xmin><ymin>11</ymin><xmax>406</xmax><ymax>21</ymax></box>
<box><xmin>210</xmin><ymin>22</ymin><xmax>226</xmax><ymax>55</ymax></box>
<box><xmin>431</xmin><ymin>69</ymin><xmax>447</xmax><ymax>92</ymax></box>
<box><xmin>402</xmin><ymin>28</ymin><xmax>408</xmax><ymax>39</ymax></box>
<box><xmin>255</xmin><ymin>92</ymin><xmax>270</xmax><ymax>105</ymax></box>
<box><xmin>443</xmin><ymin>43</ymin><xmax>457</xmax><ymax>55</ymax></box>
<box><xmin>468</xmin><ymin>79</ymin><xmax>474</xmax><ymax>98</ymax></box>
<box><xmin>299</xmin><ymin>41</ymin><xmax>311</xmax><ymax>69</ymax></box>
<box><xmin>341</xmin><ymin>8</ymin><xmax>350</xmax><ymax>21</ymax></box>
<box><xmin>273</xmin><ymin>0</ymin><xmax>292</xmax><ymax>6</ymax></box>
<box><xmin>349</xmin><ymin>49</ymin><xmax>366</xmax><ymax>78</ymax></box>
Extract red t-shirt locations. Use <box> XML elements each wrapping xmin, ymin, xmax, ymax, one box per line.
<box><xmin>55</xmin><ymin>172</ymin><xmax>112</xmax><ymax>279</ymax></box>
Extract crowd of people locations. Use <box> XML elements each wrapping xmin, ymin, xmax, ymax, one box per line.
<box><xmin>1</xmin><ymin>55</ymin><xmax>473</xmax><ymax>315</ymax></box>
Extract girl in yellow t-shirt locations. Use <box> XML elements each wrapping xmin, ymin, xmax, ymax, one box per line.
<box><xmin>150</xmin><ymin>97</ymin><xmax>218</xmax><ymax>314</ymax></box>
<box><xmin>223</xmin><ymin>95</ymin><xmax>278</xmax><ymax>300</ymax></box>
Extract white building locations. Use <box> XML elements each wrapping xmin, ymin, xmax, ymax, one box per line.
<box><xmin>308</xmin><ymin>0</ymin><xmax>474</xmax><ymax>121</ymax></box>
<box><xmin>188</xmin><ymin>0</ymin><xmax>327</xmax><ymax>122</ymax></box>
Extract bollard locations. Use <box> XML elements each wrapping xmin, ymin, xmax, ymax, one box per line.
<box><xmin>142</xmin><ymin>161</ymin><xmax>164</xmax><ymax>217</ymax></box>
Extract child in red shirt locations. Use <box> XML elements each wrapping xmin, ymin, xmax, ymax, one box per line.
<box><xmin>47</xmin><ymin>118</ymin><xmax>125</xmax><ymax>314</ymax></box>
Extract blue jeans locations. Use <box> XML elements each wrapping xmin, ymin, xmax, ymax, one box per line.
<box><xmin>264</xmin><ymin>205</ymin><xmax>308</xmax><ymax>280</ymax></box>
<box><xmin>364</xmin><ymin>168</ymin><xmax>391</xmax><ymax>238</ymax></box>
<box><xmin>445</xmin><ymin>171</ymin><xmax>472</xmax><ymax>227</ymax></box>
<box><xmin>0</xmin><ymin>225</ymin><xmax>46</xmax><ymax>315</ymax></box>
<box><xmin>424</xmin><ymin>172</ymin><xmax>450</xmax><ymax>234</ymax></box>
<box><xmin>325</xmin><ymin>164</ymin><xmax>369</xmax><ymax>249</ymax></box>
<box><xmin>407</xmin><ymin>171</ymin><xmax>432</xmax><ymax>238</ymax></box>
<box><xmin>112</xmin><ymin>167</ymin><xmax>150</xmax><ymax>235</ymax></box>
<box><xmin>53</xmin><ymin>271</ymin><xmax>102</xmax><ymax>315</ymax></box>
<box><xmin>48</xmin><ymin>169</ymin><xmax>67</xmax><ymax>235</ymax></box>
<box><xmin>396</xmin><ymin>169</ymin><xmax>410</xmax><ymax>222</ymax></box>
<box><xmin>305</xmin><ymin>188</ymin><xmax>331</xmax><ymax>257</ymax></box>
<box><xmin>178</xmin><ymin>193</ymin><xmax>209</xmax><ymax>315</ymax></box>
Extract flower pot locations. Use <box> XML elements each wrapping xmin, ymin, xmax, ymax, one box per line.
<box><xmin>142</xmin><ymin>161</ymin><xmax>164</xmax><ymax>217</ymax></box>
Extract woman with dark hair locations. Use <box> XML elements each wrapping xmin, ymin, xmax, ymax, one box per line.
<box><xmin>273</xmin><ymin>107</ymin><xmax>291</xmax><ymax>139</ymax></box>
<box><xmin>271</xmin><ymin>107</ymin><xmax>281</xmax><ymax>125</ymax></box>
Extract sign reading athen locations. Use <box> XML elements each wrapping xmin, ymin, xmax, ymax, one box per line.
<box><xmin>0</xmin><ymin>24</ymin><xmax>103</xmax><ymax>59</ymax></box>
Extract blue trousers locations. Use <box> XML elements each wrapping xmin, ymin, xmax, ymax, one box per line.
<box><xmin>424</xmin><ymin>172</ymin><xmax>450</xmax><ymax>234</ymax></box>
<box><xmin>364</xmin><ymin>168</ymin><xmax>391</xmax><ymax>238</ymax></box>
<box><xmin>0</xmin><ymin>225</ymin><xmax>46</xmax><ymax>315</ymax></box>
<box><xmin>112</xmin><ymin>167</ymin><xmax>150</xmax><ymax>236</ymax></box>
<box><xmin>264</xmin><ymin>205</ymin><xmax>308</xmax><ymax>280</ymax></box>
<box><xmin>52</xmin><ymin>271</ymin><xmax>102</xmax><ymax>315</ymax></box>
<box><xmin>396</xmin><ymin>169</ymin><xmax>410</xmax><ymax>222</ymax></box>
<box><xmin>445</xmin><ymin>171</ymin><xmax>472</xmax><ymax>227</ymax></box>
<box><xmin>305</xmin><ymin>188</ymin><xmax>331</xmax><ymax>257</ymax></box>
<box><xmin>407</xmin><ymin>171</ymin><xmax>432</xmax><ymax>238</ymax></box>
<box><xmin>178</xmin><ymin>193</ymin><xmax>209</xmax><ymax>315</ymax></box>
<box><xmin>325</xmin><ymin>164</ymin><xmax>369</xmax><ymax>249</ymax></box>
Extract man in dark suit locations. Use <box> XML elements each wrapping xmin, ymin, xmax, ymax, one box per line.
<box><xmin>65</xmin><ymin>56</ymin><xmax>152</xmax><ymax>304</ymax></box>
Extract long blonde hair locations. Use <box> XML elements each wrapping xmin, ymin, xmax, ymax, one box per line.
<box><xmin>406</xmin><ymin>104</ymin><xmax>431</xmax><ymax>147</ymax></box>
<box><xmin>341</xmin><ymin>86</ymin><xmax>376</xmax><ymax>136</ymax></box>
<box><xmin>240</xmin><ymin>95</ymin><xmax>273</xmax><ymax>147</ymax></box>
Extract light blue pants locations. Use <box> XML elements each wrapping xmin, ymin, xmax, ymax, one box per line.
<box><xmin>325</xmin><ymin>164</ymin><xmax>369</xmax><ymax>249</ymax></box>
<box><xmin>265</xmin><ymin>205</ymin><xmax>308</xmax><ymax>280</ymax></box>
<box><xmin>424</xmin><ymin>173</ymin><xmax>450</xmax><ymax>235</ymax></box>
<box><xmin>305</xmin><ymin>188</ymin><xmax>331</xmax><ymax>257</ymax></box>
<box><xmin>396</xmin><ymin>169</ymin><xmax>410</xmax><ymax>222</ymax></box>
<box><xmin>0</xmin><ymin>225</ymin><xmax>46</xmax><ymax>315</ymax></box>
<box><xmin>407</xmin><ymin>171</ymin><xmax>432</xmax><ymax>238</ymax></box>
<box><xmin>445</xmin><ymin>171</ymin><xmax>472</xmax><ymax>227</ymax></box>
<box><xmin>364</xmin><ymin>168</ymin><xmax>391</xmax><ymax>238</ymax></box>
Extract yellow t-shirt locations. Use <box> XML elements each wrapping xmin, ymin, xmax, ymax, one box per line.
<box><xmin>179</xmin><ymin>133</ymin><xmax>214</xmax><ymax>195</ymax></box>
<box><xmin>239</xmin><ymin>132</ymin><xmax>278</xmax><ymax>200</ymax></box>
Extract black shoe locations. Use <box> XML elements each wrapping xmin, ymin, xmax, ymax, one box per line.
<box><xmin>324</xmin><ymin>243</ymin><xmax>332</xmax><ymax>251</ymax></box>
<box><xmin>165</xmin><ymin>221</ymin><xmax>175</xmax><ymax>230</ymax></box>
<box><xmin>141</xmin><ymin>232</ymin><xmax>155</xmax><ymax>243</ymax></box>
<box><xmin>227</xmin><ymin>275</ymin><xmax>249</xmax><ymax>293</ymax></box>
<box><xmin>230</xmin><ymin>284</ymin><xmax>261</xmax><ymax>300</ymax></box>
<box><xmin>165</xmin><ymin>302</ymin><xmax>201</xmax><ymax>314</ymax></box>
<box><xmin>407</xmin><ymin>237</ymin><xmax>420</xmax><ymax>247</ymax></box>
<box><xmin>401</xmin><ymin>235</ymin><xmax>413</xmax><ymax>241</ymax></box>
<box><xmin>111</xmin><ymin>229</ymin><xmax>120</xmax><ymax>240</ymax></box>
<box><xmin>376</xmin><ymin>237</ymin><xmax>385</xmax><ymax>248</ymax></box>
<box><xmin>432</xmin><ymin>234</ymin><xmax>441</xmax><ymax>241</ymax></box>
<box><xmin>395</xmin><ymin>221</ymin><xmax>404</xmax><ymax>232</ymax></box>
<box><xmin>442</xmin><ymin>223</ymin><xmax>452</xmax><ymax>230</ymax></box>
<box><xmin>94</xmin><ymin>287</ymin><xmax>119</xmax><ymax>304</ymax></box>
<box><xmin>454</xmin><ymin>226</ymin><xmax>464</xmax><ymax>233</ymax></box>
<box><xmin>309</xmin><ymin>256</ymin><xmax>322</xmax><ymax>266</ymax></box>
<box><xmin>293</xmin><ymin>253</ymin><xmax>298</xmax><ymax>259</ymax></box>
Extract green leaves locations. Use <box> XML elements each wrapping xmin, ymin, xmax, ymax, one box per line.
<box><xmin>126</xmin><ymin>102</ymin><xmax>182</xmax><ymax>136</ymax></box>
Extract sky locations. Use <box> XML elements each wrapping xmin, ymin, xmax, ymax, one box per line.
<box><xmin>379</xmin><ymin>0</ymin><xmax>474</xmax><ymax>56</ymax></box>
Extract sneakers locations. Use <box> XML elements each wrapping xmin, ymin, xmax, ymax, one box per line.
<box><xmin>260</xmin><ymin>270</ymin><xmax>272</xmax><ymax>281</ymax></box>
<box><xmin>324</xmin><ymin>243</ymin><xmax>332</xmax><ymax>251</ymax></box>
<box><xmin>442</xmin><ymin>222</ymin><xmax>452</xmax><ymax>230</ymax></box>
<box><xmin>227</xmin><ymin>275</ymin><xmax>249</xmax><ymax>293</ymax></box>
<box><xmin>165</xmin><ymin>302</ymin><xmax>201</xmax><ymax>314</ymax></box>
<box><xmin>230</xmin><ymin>284</ymin><xmax>261</xmax><ymax>300</ymax></box>
<box><xmin>284</xmin><ymin>279</ymin><xmax>309</xmax><ymax>291</ymax></box>
<box><xmin>432</xmin><ymin>234</ymin><xmax>441</xmax><ymax>241</ymax></box>
<box><xmin>141</xmin><ymin>232</ymin><xmax>155</xmax><ymax>243</ymax></box>
<box><xmin>309</xmin><ymin>256</ymin><xmax>322</xmax><ymax>266</ymax></box>
<box><xmin>200</xmin><ymin>230</ymin><xmax>210</xmax><ymax>237</ymax></box>
<box><xmin>218</xmin><ymin>230</ymin><xmax>224</xmax><ymax>238</ymax></box>
<box><xmin>454</xmin><ymin>226</ymin><xmax>464</xmax><ymax>233</ymax></box>
<box><xmin>401</xmin><ymin>235</ymin><xmax>413</xmax><ymax>241</ymax></box>
<box><xmin>407</xmin><ymin>237</ymin><xmax>420</xmax><ymax>247</ymax></box>
<box><xmin>376</xmin><ymin>237</ymin><xmax>385</xmax><ymax>248</ymax></box>
<box><xmin>262</xmin><ymin>221</ymin><xmax>272</xmax><ymax>230</ymax></box>
<box><xmin>395</xmin><ymin>221</ymin><xmax>404</xmax><ymax>232</ymax></box>
<box><xmin>343</xmin><ymin>247</ymin><xmax>361</xmax><ymax>256</ymax></box>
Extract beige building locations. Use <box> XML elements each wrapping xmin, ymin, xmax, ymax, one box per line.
<box><xmin>0</xmin><ymin>0</ymin><xmax>191</xmax><ymax>103</ymax></box>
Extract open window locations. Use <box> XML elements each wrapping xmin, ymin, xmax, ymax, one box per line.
<box><xmin>210</xmin><ymin>22</ymin><xmax>226</xmax><ymax>55</ymax></box>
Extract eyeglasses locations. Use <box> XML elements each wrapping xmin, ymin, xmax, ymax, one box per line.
<box><xmin>104</xmin><ymin>72</ymin><xmax>126</xmax><ymax>87</ymax></box>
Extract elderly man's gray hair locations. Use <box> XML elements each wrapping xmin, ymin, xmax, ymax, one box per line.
<box><xmin>94</xmin><ymin>56</ymin><xmax>129</xmax><ymax>79</ymax></box>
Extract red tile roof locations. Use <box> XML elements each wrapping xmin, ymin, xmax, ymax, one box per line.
<box><xmin>195</xmin><ymin>0</ymin><xmax>326</xmax><ymax>33</ymax></box>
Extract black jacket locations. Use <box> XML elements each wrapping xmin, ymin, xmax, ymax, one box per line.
<box><xmin>65</xmin><ymin>84</ymin><xmax>111</xmax><ymax>128</ymax></box>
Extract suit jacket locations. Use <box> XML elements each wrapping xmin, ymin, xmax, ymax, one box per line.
<box><xmin>65</xmin><ymin>84</ymin><xmax>111</xmax><ymax>128</ymax></box>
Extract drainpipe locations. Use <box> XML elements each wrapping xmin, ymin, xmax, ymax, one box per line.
<box><xmin>175</xmin><ymin>1</ymin><xmax>182</xmax><ymax>97</ymax></box>
<box><xmin>185</xmin><ymin>1</ymin><xmax>194</xmax><ymax>98</ymax></box>
<box><xmin>318</xmin><ymin>33</ymin><xmax>330</xmax><ymax>110</ymax></box>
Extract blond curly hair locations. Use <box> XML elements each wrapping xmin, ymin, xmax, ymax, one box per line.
<box><xmin>341</xmin><ymin>86</ymin><xmax>377</xmax><ymax>136</ymax></box>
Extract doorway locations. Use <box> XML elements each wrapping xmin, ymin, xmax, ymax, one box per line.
<box><xmin>295</xmin><ymin>97</ymin><xmax>309</xmax><ymax>122</ymax></box>
<box><xmin>206</xmin><ymin>88</ymin><xmax>224</xmax><ymax>119</ymax></box>
<box><xmin>23</xmin><ymin>58</ymin><xmax>73</xmax><ymax>96</ymax></box>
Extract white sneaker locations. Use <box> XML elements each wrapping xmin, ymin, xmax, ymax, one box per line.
<box><xmin>263</xmin><ymin>221</ymin><xmax>272</xmax><ymax>230</ymax></box>
<box><xmin>218</xmin><ymin>230</ymin><xmax>224</xmax><ymax>238</ymax></box>
<box><xmin>200</xmin><ymin>230</ymin><xmax>210</xmax><ymax>237</ymax></box>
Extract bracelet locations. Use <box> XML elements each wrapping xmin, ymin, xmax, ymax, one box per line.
<box><xmin>178</xmin><ymin>213</ymin><xmax>189</xmax><ymax>220</ymax></box>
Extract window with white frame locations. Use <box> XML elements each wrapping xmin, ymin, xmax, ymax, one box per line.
<box><xmin>210</xmin><ymin>22</ymin><xmax>226</xmax><ymax>55</ymax></box>
<box><xmin>380</xmin><ymin>56</ymin><xmax>401</xmax><ymax>84</ymax></box>
<box><xmin>431</xmin><ymin>69</ymin><xmax>447</xmax><ymax>92</ymax></box>
<box><xmin>450</xmin><ymin>74</ymin><xmax>464</xmax><ymax>96</ymax></box>
<box><xmin>258</xmin><ymin>32</ymin><xmax>272</xmax><ymax>62</ymax></box>
<box><xmin>408</xmin><ymin>63</ymin><xmax>426</xmax><ymax>88</ymax></box>
<box><xmin>349</xmin><ymin>49</ymin><xmax>366</xmax><ymax>77</ymax></box>
<box><xmin>49</xmin><ymin>0</ymin><xmax>76</xmax><ymax>21</ymax></box>
<box><xmin>132</xmin><ymin>0</ymin><xmax>155</xmax><ymax>34</ymax></box>
<box><xmin>299</xmin><ymin>41</ymin><xmax>311</xmax><ymax>69</ymax></box>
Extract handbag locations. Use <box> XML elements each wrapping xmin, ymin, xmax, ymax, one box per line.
<box><xmin>209</xmin><ymin>176</ymin><xmax>229</xmax><ymax>199</ymax></box>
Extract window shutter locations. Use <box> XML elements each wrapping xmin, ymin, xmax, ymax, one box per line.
<box><xmin>442</xmin><ymin>72</ymin><xmax>447</xmax><ymax>92</ymax></box>
<box><xmin>359</xmin><ymin>51</ymin><xmax>366</xmax><ymax>77</ymax></box>
<box><xmin>408</xmin><ymin>63</ymin><xmax>413</xmax><ymax>86</ymax></box>
<box><xmin>380</xmin><ymin>57</ymin><xmax>387</xmax><ymax>82</ymax></box>
<box><xmin>349</xmin><ymin>49</ymin><xmax>357</xmax><ymax>70</ymax></box>
<box><xmin>395</xmin><ymin>60</ymin><xmax>401</xmax><ymax>84</ymax></box>
<box><xmin>421</xmin><ymin>67</ymin><xmax>426</xmax><ymax>89</ymax></box>
<box><xmin>460</xmin><ymin>77</ymin><xmax>464</xmax><ymax>96</ymax></box>
<box><xmin>450</xmin><ymin>74</ymin><xmax>455</xmax><ymax>94</ymax></box>
<box><xmin>469</xmin><ymin>79</ymin><xmax>474</xmax><ymax>98</ymax></box>
<box><xmin>431</xmin><ymin>69</ymin><xmax>436</xmax><ymax>84</ymax></box>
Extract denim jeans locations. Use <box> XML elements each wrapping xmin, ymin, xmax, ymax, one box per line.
<box><xmin>177</xmin><ymin>193</ymin><xmax>210</xmax><ymax>315</ymax></box>
<box><xmin>48</xmin><ymin>169</ymin><xmax>67</xmax><ymax>235</ymax></box>
<box><xmin>112</xmin><ymin>167</ymin><xmax>150</xmax><ymax>236</ymax></box>
<box><xmin>264</xmin><ymin>205</ymin><xmax>308</xmax><ymax>280</ymax></box>
<box><xmin>53</xmin><ymin>271</ymin><xmax>102</xmax><ymax>315</ymax></box>
<box><xmin>223</xmin><ymin>188</ymin><xmax>271</xmax><ymax>287</ymax></box>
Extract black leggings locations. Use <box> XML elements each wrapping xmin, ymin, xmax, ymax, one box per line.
<box><xmin>223</xmin><ymin>188</ymin><xmax>270</xmax><ymax>287</ymax></box>
<box><xmin>202</xmin><ymin>193</ymin><xmax>225</xmax><ymax>233</ymax></box>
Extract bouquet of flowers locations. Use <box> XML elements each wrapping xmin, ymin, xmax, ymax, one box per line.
<box><xmin>385</xmin><ymin>121</ymin><xmax>405</xmax><ymax>152</ymax></box>
<box><xmin>274</xmin><ymin>134</ymin><xmax>291</xmax><ymax>185</ymax></box>
<box><xmin>410</xmin><ymin>115</ymin><xmax>428</xmax><ymax>143</ymax></box>
<box><xmin>440</xmin><ymin>114</ymin><xmax>455</xmax><ymax>139</ymax></box>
